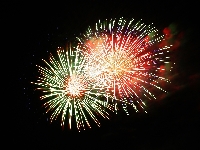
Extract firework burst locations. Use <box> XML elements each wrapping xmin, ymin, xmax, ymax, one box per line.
<box><xmin>31</xmin><ymin>46</ymin><xmax>114</xmax><ymax>131</ymax></box>
<box><xmin>76</xmin><ymin>17</ymin><xmax>174</xmax><ymax>114</ymax></box>
<box><xmin>31</xmin><ymin>17</ymin><xmax>175</xmax><ymax>130</ymax></box>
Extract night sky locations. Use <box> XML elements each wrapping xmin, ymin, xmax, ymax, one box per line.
<box><xmin>8</xmin><ymin>1</ymin><xmax>199</xmax><ymax>149</ymax></box>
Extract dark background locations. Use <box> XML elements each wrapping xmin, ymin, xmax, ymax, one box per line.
<box><xmin>6</xmin><ymin>1</ymin><xmax>199</xmax><ymax>149</ymax></box>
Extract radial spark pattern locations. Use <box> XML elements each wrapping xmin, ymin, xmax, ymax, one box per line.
<box><xmin>76</xmin><ymin>17</ymin><xmax>173</xmax><ymax>114</ymax></box>
<box><xmin>31</xmin><ymin>47</ymin><xmax>113</xmax><ymax>131</ymax></box>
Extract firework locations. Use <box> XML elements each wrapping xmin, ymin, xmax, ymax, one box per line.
<box><xmin>76</xmin><ymin>17</ymin><xmax>173</xmax><ymax>114</ymax></box>
<box><xmin>31</xmin><ymin>46</ymin><xmax>114</xmax><ymax>131</ymax></box>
